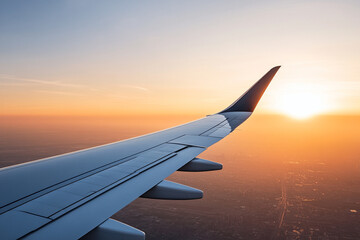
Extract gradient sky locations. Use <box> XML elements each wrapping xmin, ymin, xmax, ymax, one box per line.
<box><xmin>1</xmin><ymin>0</ymin><xmax>359</xmax><ymax>116</ymax></box>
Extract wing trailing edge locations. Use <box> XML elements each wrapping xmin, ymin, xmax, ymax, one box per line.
<box><xmin>220</xmin><ymin>66</ymin><xmax>281</xmax><ymax>113</ymax></box>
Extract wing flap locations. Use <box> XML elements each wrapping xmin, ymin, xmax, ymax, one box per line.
<box><xmin>23</xmin><ymin>147</ymin><xmax>205</xmax><ymax>240</ymax></box>
<box><xmin>11</xmin><ymin>151</ymin><xmax>178</xmax><ymax>222</ymax></box>
<box><xmin>169</xmin><ymin>135</ymin><xmax>221</xmax><ymax>147</ymax></box>
<box><xmin>17</xmin><ymin>190</ymin><xmax>84</xmax><ymax>219</ymax></box>
<box><xmin>208</xmin><ymin>127</ymin><xmax>232</xmax><ymax>138</ymax></box>
<box><xmin>0</xmin><ymin>116</ymin><xmax>226</xmax><ymax>210</ymax></box>
<box><xmin>0</xmin><ymin>210</ymin><xmax>50</xmax><ymax>240</ymax></box>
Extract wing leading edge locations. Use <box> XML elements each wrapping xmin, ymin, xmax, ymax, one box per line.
<box><xmin>0</xmin><ymin>66</ymin><xmax>280</xmax><ymax>240</ymax></box>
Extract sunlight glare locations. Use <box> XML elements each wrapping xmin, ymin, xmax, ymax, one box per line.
<box><xmin>276</xmin><ymin>83</ymin><xmax>329</xmax><ymax>119</ymax></box>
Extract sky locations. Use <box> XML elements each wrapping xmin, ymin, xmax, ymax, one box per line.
<box><xmin>1</xmin><ymin>0</ymin><xmax>359</xmax><ymax>116</ymax></box>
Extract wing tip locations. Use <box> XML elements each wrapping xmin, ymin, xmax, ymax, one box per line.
<box><xmin>272</xmin><ymin>65</ymin><xmax>281</xmax><ymax>73</ymax></box>
<box><xmin>220</xmin><ymin>65</ymin><xmax>281</xmax><ymax>113</ymax></box>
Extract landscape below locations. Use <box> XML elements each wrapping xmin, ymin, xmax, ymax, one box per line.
<box><xmin>0</xmin><ymin>114</ymin><xmax>359</xmax><ymax>240</ymax></box>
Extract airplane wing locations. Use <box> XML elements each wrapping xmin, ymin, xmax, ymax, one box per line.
<box><xmin>0</xmin><ymin>66</ymin><xmax>280</xmax><ymax>240</ymax></box>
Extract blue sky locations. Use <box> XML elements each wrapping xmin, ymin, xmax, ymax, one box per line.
<box><xmin>1</xmin><ymin>0</ymin><xmax>360</xmax><ymax>115</ymax></box>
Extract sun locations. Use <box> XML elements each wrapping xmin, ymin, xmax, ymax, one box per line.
<box><xmin>279</xmin><ymin>92</ymin><xmax>324</xmax><ymax>119</ymax></box>
<box><xmin>275</xmin><ymin>83</ymin><xmax>329</xmax><ymax>119</ymax></box>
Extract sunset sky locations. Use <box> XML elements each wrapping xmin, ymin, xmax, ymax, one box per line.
<box><xmin>1</xmin><ymin>3</ymin><xmax>359</xmax><ymax>238</ymax></box>
<box><xmin>1</xmin><ymin>0</ymin><xmax>359</xmax><ymax>117</ymax></box>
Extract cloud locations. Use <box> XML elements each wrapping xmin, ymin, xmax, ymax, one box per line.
<box><xmin>0</xmin><ymin>82</ymin><xmax>28</xmax><ymax>87</ymax></box>
<box><xmin>0</xmin><ymin>74</ymin><xmax>84</xmax><ymax>88</ymax></box>
<box><xmin>35</xmin><ymin>90</ymin><xmax>84</xmax><ymax>96</ymax></box>
<box><xmin>0</xmin><ymin>74</ymin><xmax>150</xmax><ymax>92</ymax></box>
<box><xmin>120</xmin><ymin>84</ymin><xmax>150</xmax><ymax>92</ymax></box>
<box><xmin>0</xmin><ymin>74</ymin><xmax>151</xmax><ymax>100</ymax></box>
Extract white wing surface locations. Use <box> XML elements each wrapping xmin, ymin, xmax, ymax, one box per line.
<box><xmin>0</xmin><ymin>66</ymin><xmax>280</xmax><ymax>240</ymax></box>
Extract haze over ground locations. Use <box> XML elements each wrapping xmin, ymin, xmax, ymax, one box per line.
<box><xmin>1</xmin><ymin>115</ymin><xmax>359</xmax><ymax>239</ymax></box>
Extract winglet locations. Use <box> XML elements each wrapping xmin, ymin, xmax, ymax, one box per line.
<box><xmin>220</xmin><ymin>66</ymin><xmax>281</xmax><ymax>113</ymax></box>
